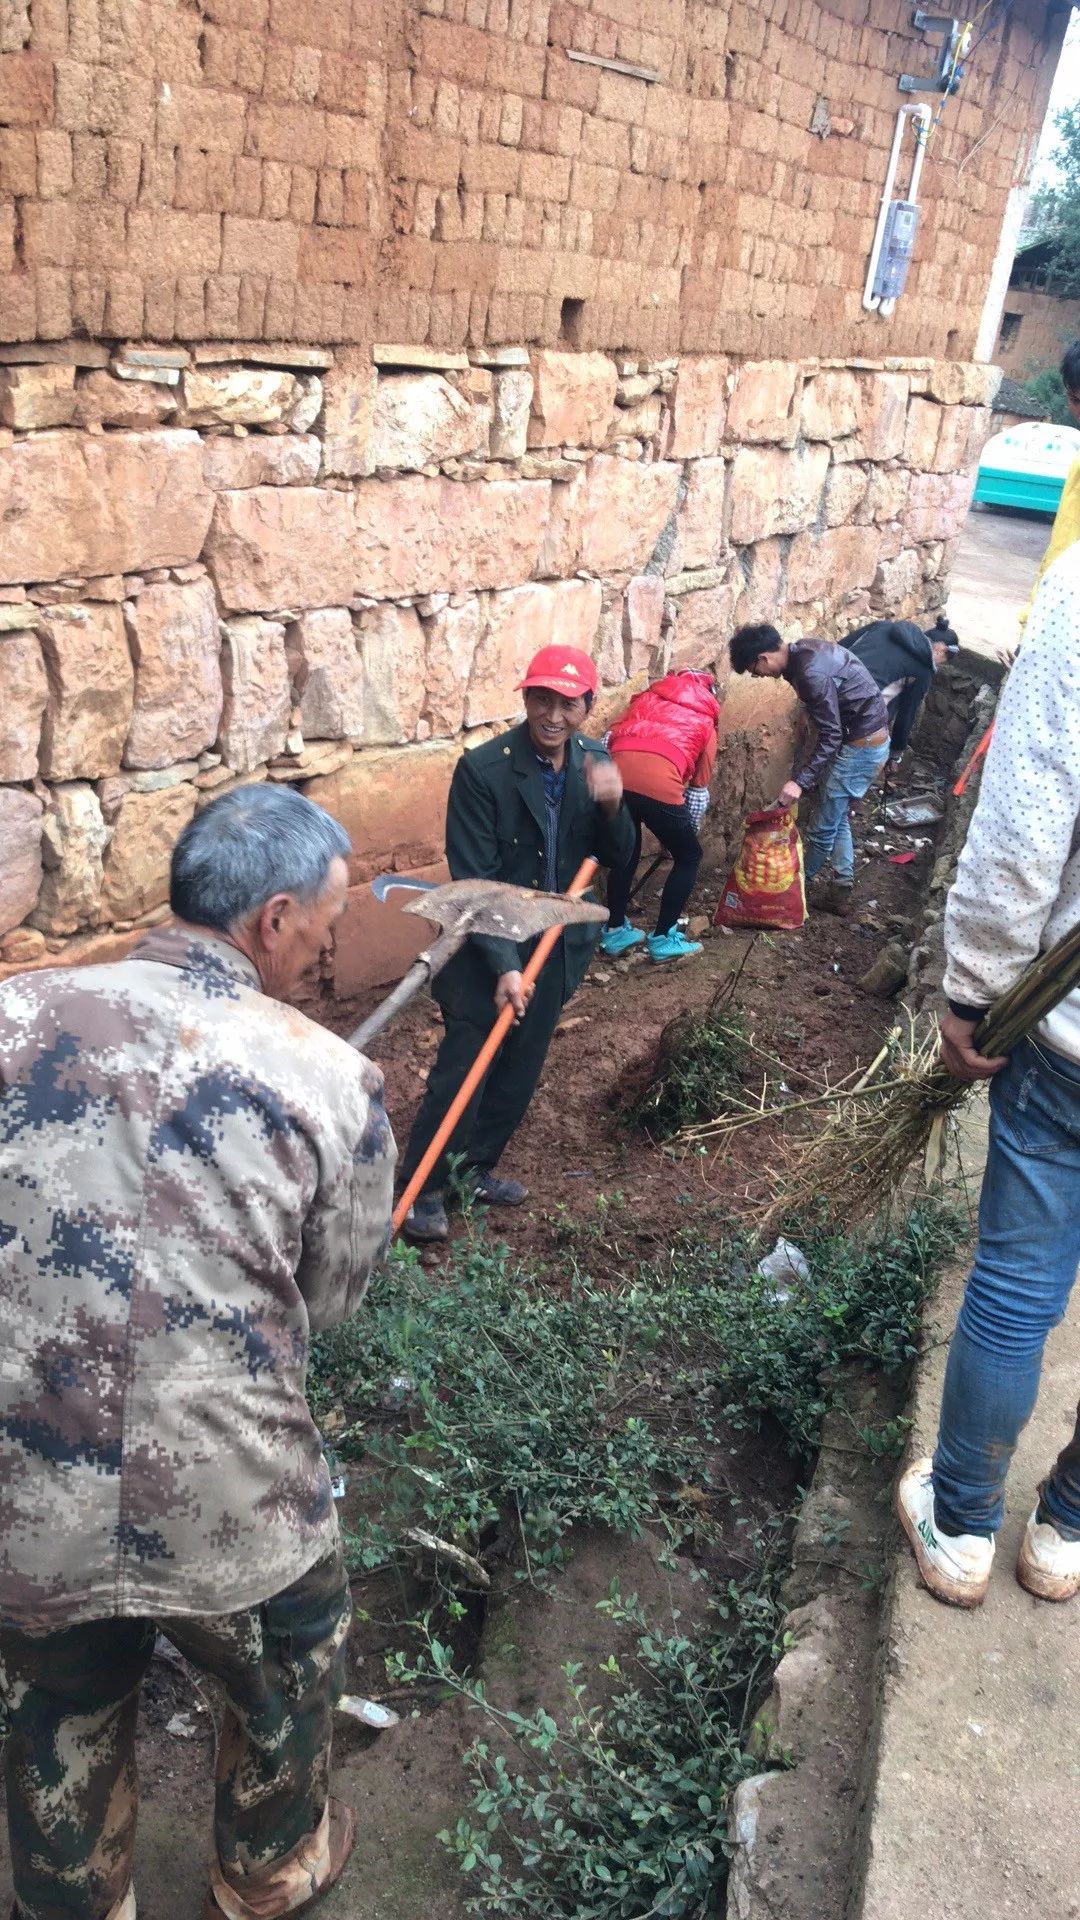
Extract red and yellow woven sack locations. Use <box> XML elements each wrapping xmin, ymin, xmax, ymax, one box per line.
<box><xmin>714</xmin><ymin>806</ymin><xmax>807</xmax><ymax>931</ymax></box>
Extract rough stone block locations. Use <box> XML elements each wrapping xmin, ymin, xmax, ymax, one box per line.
<box><xmin>904</xmin><ymin>470</ymin><xmax>975</xmax><ymax>544</ymax></box>
<box><xmin>675</xmin><ymin>456</ymin><xmax>728</xmax><ymax>568</ymax></box>
<box><xmin>202</xmin><ymin>435</ymin><xmax>321</xmax><ymax>488</ymax></box>
<box><xmin>0</xmin><ymin>363</ymin><xmax>76</xmax><ymax>428</ymax></box>
<box><xmin>823</xmin><ymin>463</ymin><xmax>870</xmax><ymax>528</ymax></box>
<box><xmin>31</xmin><ymin>781</ymin><xmax>109</xmax><ymax>935</ymax></box>
<box><xmin>286</xmin><ymin>607</ymin><xmax>364</xmax><ymax>740</ymax></box>
<box><xmin>787</xmin><ymin>525</ymin><xmax>879</xmax><ymax>607</ymax></box>
<box><xmin>903</xmin><ymin>396</ymin><xmax>942</xmax><ymax>469</ymax></box>
<box><xmin>535</xmin><ymin>465</ymin><xmax>586</xmax><ymax>577</ymax></box>
<box><xmin>0</xmin><ymin>430</ymin><xmax>213</xmax><ymax>585</ymax></box>
<box><xmin>669</xmin><ymin>579</ymin><xmax>739</xmax><ymax>671</ymax></box>
<box><xmin>423</xmin><ymin>596</ymin><xmax>483</xmax><ymax>737</ymax></box>
<box><xmin>729</xmin><ymin>444</ymin><xmax>829</xmax><ymax>543</ymax></box>
<box><xmin>102</xmin><ymin>784</ymin><xmax>198</xmax><ymax>922</ymax></box>
<box><xmin>625</xmin><ymin>574</ymin><xmax>665</xmax><ymax>673</ymax></box>
<box><xmin>0</xmin><ymin>786</ymin><xmax>42</xmax><ymax>936</ymax></box>
<box><xmin>0</xmin><ymin>626</ymin><xmax>47</xmax><ymax>779</ymax></box>
<box><xmin>181</xmin><ymin>366</ymin><xmax>300</xmax><ymax>426</ymax></box>
<box><xmin>528</xmin><ymin>349</ymin><xmax>617</xmax><ymax>448</ymax></box>
<box><xmin>205</xmin><ymin>487</ymin><xmax>355</xmax><ymax>612</ymax></box>
<box><xmin>353</xmin><ymin>605</ymin><xmax>426</xmax><ymax>745</ymax></box>
<box><xmin>871</xmin><ymin>546</ymin><xmax>922</xmax><ymax>612</ymax></box>
<box><xmin>353</xmin><ymin>474</ymin><xmax>551</xmax><ymax>598</ymax></box>
<box><xmin>38</xmin><ymin>602</ymin><xmax>134</xmax><ymax>780</ymax></box>
<box><xmin>855</xmin><ymin>372</ymin><xmax>909</xmax><ymax>462</ymax></box>
<box><xmin>218</xmin><ymin>615</ymin><xmax>291</xmax><ymax>770</ymax></box>
<box><xmin>75</xmin><ymin>369</ymin><xmax>179</xmax><ymax>428</ymax></box>
<box><xmin>864</xmin><ymin>466</ymin><xmax>910</xmax><ymax>524</ymax></box>
<box><xmin>800</xmin><ymin>370</ymin><xmax>859</xmax><ymax>443</ymax></box>
<box><xmin>666</xmin><ymin>356</ymin><xmax>727</xmax><ymax>459</ymax></box>
<box><xmin>123</xmin><ymin>578</ymin><xmax>223</xmax><ymax>770</ymax></box>
<box><xmin>735</xmin><ymin>536</ymin><xmax>784</xmax><ymax>629</ymax></box>
<box><xmin>490</xmin><ymin>367</ymin><xmax>533</xmax><ymax>459</ymax></box>
<box><xmin>579</xmin><ymin>456</ymin><xmax>681</xmax><ymax>572</ymax></box>
<box><xmin>302</xmin><ymin>739</ymin><xmax>465</xmax><ymax>882</ymax></box>
<box><xmin>367</xmin><ymin>371</ymin><xmax>489</xmax><ymax>472</ymax></box>
<box><xmin>727</xmin><ymin>361</ymin><xmax>798</xmax><ymax>445</ymax></box>
<box><xmin>320</xmin><ymin>350</ymin><xmax>376</xmax><ymax>478</ymax></box>
<box><xmin>466</xmin><ymin>582</ymin><xmax>554</xmax><ymax>726</ymax></box>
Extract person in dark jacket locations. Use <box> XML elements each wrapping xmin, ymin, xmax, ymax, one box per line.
<box><xmin>846</xmin><ymin>612</ymin><xmax>958</xmax><ymax>764</ymax></box>
<box><xmin>602</xmin><ymin>670</ymin><xmax>722</xmax><ymax>963</ymax></box>
<box><xmin>729</xmin><ymin>624</ymin><xmax>890</xmax><ymax>914</ymax></box>
<box><xmin>399</xmin><ymin>644</ymin><xmax>634</xmax><ymax>1243</ymax></box>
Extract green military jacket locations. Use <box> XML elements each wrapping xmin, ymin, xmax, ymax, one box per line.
<box><xmin>434</xmin><ymin>721</ymin><xmax>636</xmax><ymax>1021</ymax></box>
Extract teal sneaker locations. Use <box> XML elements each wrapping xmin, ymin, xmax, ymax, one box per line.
<box><xmin>600</xmin><ymin>922</ymin><xmax>646</xmax><ymax>957</ymax></box>
<box><xmin>647</xmin><ymin>929</ymin><xmax>703</xmax><ymax>963</ymax></box>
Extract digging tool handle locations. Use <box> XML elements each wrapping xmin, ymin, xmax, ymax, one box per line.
<box><xmin>347</xmin><ymin>922</ymin><xmax>473</xmax><ymax>1053</ymax></box>
<box><xmin>392</xmin><ymin>857</ymin><xmax>598</xmax><ymax>1234</ymax></box>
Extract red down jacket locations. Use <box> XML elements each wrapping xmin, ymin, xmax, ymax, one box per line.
<box><xmin>608</xmin><ymin>672</ymin><xmax>721</xmax><ymax>784</ymax></box>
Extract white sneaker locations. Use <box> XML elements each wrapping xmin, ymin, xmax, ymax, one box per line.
<box><xmin>1016</xmin><ymin>1506</ymin><xmax>1080</xmax><ymax>1602</ymax></box>
<box><xmin>896</xmin><ymin>1457</ymin><xmax>994</xmax><ymax>1608</ymax></box>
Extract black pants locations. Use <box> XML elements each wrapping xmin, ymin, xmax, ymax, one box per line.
<box><xmin>399</xmin><ymin>960</ymin><xmax>565</xmax><ymax>1196</ymax></box>
<box><xmin>607</xmin><ymin>792</ymin><xmax>703</xmax><ymax>936</ymax></box>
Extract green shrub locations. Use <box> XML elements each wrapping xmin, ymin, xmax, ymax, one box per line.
<box><xmin>631</xmin><ymin>1006</ymin><xmax>750</xmax><ymax>1138</ymax></box>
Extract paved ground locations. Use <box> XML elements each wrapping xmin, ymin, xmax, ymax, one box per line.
<box><xmin>854</xmin><ymin>1106</ymin><xmax>1080</xmax><ymax>1920</ymax></box>
<box><xmin>946</xmin><ymin>504</ymin><xmax>1048</xmax><ymax>659</ymax></box>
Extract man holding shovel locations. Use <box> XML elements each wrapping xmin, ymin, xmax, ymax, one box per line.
<box><xmin>399</xmin><ymin>644</ymin><xmax>635</xmax><ymax>1243</ymax></box>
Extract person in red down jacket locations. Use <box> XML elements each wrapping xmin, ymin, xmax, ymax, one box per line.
<box><xmin>602</xmin><ymin>669</ymin><xmax>721</xmax><ymax>964</ymax></box>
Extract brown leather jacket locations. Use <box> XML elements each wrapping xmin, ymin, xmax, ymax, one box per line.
<box><xmin>784</xmin><ymin>641</ymin><xmax>889</xmax><ymax>792</ymax></box>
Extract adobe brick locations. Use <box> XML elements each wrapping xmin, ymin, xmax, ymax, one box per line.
<box><xmin>595</xmin><ymin>68</ymin><xmax>648</xmax><ymax>125</ymax></box>
<box><xmin>89</xmin><ymin>68</ymin><xmax>155</xmax><ymax>141</ymax></box>
<box><xmin>75</xmin><ymin>203</ymin><xmax>127</xmax><ymax>268</ymax></box>
<box><xmin>580</xmin><ymin>115</ymin><xmax>630</xmax><ymax>169</ymax></box>
<box><xmin>543</xmin><ymin>51</ymin><xmax>598</xmax><ymax>110</ymax></box>
<box><xmin>70</xmin><ymin>270</ymin><xmax>107</xmax><ymax>335</ymax></box>
<box><xmin>201</xmin><ymin>0</ymin><xmax>269</xmax><ymax>29</ymax></box>
<box><xmin>105</xmin><ymin>272</ymin><xmax>144</xmax><ymax>336</ymax></box>
<box><xmin>237</xmin><ymin>272</ymin><xmax>268</xmax><ymax>334</ymax></box>
<box><xmin>343</xmin><ymin>168</ymin><xmax>378</xmax><ymax>227</ymax></box>
<box><xmin>398</xmin><ymin>125</ymin><xmax>463</xmax><ymax>187</ymax></box>
<box><xmin>20</xmin><ymin>200</ymin><xmax>76</xmax><ymax>267</ymax></box>
<box><xmin>0</xmin><ymin>51</ymin><xmax>54</xmax><ymax>126</ymax></box>
<box><xmin>36</xmin><ymin>130</ymin><xmax>72</xmax><ymax>199</ymax></box>
<box><xmin>261</xmin><ymin>160</ymin><xmax>292</xmax><ymax>219</ymax></box>
<box><xmin>232</xmin><ymin>154</ymin><xmax>263</xmax><ymax>215</ymax></box>
<box><xmin>126</xmin><ymin>209</ymin><xmax>223</xmax><ymax>275</ymax></box>
<box><xmin>37</xmin><ymin>268</ymin><xmax>74</xmax><ymax>340</ymax></box>
<box><xmin>324</xmin><ymin>113</ymin><xmax>380</xmax><ymax>171</ymax></box>
<box><xmin>486</xmin><ymin>38</ymin><xmax>546</xmax><ymax>95</ymax></box>
<box><xmin>0</xmin><ymin>129</ymin><xmax>38</xmax><ymax>196</ymax></box>
<box><xmin>248</xmin><ymin>102</ymin><xmax>328</xmax><ymax>167</ymax></box>
<box><xmin>158</xmin><ymin>84</ymin><xmax>247</xmax><ymax>155</ymax></box>
<box><xmin>270</xmin><ymin>0</ymin><xmax>348</xmax><ymax>47</ymax></box>
<box><xmin>0</xmin><ymin>272</ymin><xmax>38</xmax><ymax>342</ymax></box>
<box><xmin>144</xmin><ymin>277</ymin><xmax>178</xmax><ymax>337</ymax></box>
<box><xmin>199</xmin><ymin>26</ymin><xmax>241</xmax><ymax>88</ymax></box>
<box><xmin>106</xmin><ymin>138</ymin><xmax>142</xmax><ymax>206</ymax></box>
<box><xmin>460</xmin><ymin>141</ymin><xmax>519</xmax><ymax>193</ymax></box>
<box><xmin>519</xmin><ymin>150</ymin><xmax>571</xmax><ymax>200</ymax></box>
<box><xmin>221</xmin><ymin>213</ymin><xmax>301</xmax><ymax>278</ymax></box>
<box><xmin>289</xmin><ymin>167</ymin><xmax>317</xmax><ymax>224</ymax></box>
<box><xmin>418</xmin><ymin>16</ymin><xmax>491</xmax><ymax>86</ymax></box>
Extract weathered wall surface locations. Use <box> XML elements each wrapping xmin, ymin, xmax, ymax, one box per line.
<box><xmin>0</xmin><ymin>0</ymin><xmax>1063</xmax><ymax>361</ymax></box>
<box><xmin>0</xmin><ymin>342</ymin><xmax>999</xmax><ymax>988</ymax></box>
<box><xmin>996</xmin><ymin>286</ymin><xmax>1080</xmax><ymax>380</ymax></box>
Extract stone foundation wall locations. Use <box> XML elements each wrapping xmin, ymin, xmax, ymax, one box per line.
<box><xmin>0</xmin><ymin>342</ymin><xmax>1000</xmax><ymax>991</ymax></box>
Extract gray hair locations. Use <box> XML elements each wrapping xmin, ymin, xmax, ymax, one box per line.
<box><xmin>170</xmin><ymin>785</ymin><xmax>351</xmax><ymax>933</ymax></box>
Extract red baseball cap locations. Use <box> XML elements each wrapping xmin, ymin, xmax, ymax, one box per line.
<box><xmin>518</xmin><ymin>645</ymin><xmax>598</xmax><ymax>699</ymax></box>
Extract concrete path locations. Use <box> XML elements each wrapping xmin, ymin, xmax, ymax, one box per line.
<box><xmin>854</xmin><ymin>1107</ymin><xmax>1080</xmax><ymax>1920</ymax></box>
<box><xmin>945</xmin><ymin>504</ymin><xmax>1047</xmax><ymax>660</ymax></box>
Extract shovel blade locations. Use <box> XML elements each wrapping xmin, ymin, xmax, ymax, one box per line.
<box><xmin>401</xmin><ymin>877</ymin><xmax>607</xmax><ymax>939</ymax></box>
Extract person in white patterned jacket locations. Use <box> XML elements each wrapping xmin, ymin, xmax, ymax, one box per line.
<box><xmin>897</xmin><ymin>540</ymin><xmax>1080</xmax><ymax>1609</ymax></box>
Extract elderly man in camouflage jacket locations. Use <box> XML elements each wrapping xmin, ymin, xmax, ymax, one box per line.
<box><xmin>0</xmin><ymin>786</ymin><xmax>395</xmax><ymax>1920</ymax></box>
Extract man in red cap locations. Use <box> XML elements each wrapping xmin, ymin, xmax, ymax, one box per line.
<box><xmin>399</xmin><ymin>644</ymin><xmax>634</xmax><ymax>1241</ymax></box>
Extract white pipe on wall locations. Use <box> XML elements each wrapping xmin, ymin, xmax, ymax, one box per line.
<box><xmin>863</xmin><ymin>103</ymin><xmax>933</xmax><ymax>315</ymax></box>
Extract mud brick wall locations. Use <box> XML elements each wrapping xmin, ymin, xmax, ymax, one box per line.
<box><xmin>0</xmin><ymin>344</ymin><xmax>1000</xmax><ymax>990</ymax></box>
<box><xmin>0</xmin><ymin>1</ymin><xmax>1064</xmax><ymax>361</ymax></box>
<box><xmin>995</xmin><ymin>287</ymin><xmax>1080</xmax><ymax>381</ymax></box>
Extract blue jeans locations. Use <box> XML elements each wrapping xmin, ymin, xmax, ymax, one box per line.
<box><xmin>932</xmin><ymin>1037</ymin><xmax>1080</xmax><ymax>1540</ymax></box>
<box><xmin>803</xmin><ymin>740</ymin><xmax>889</xmax><ymax>885</ymax></box>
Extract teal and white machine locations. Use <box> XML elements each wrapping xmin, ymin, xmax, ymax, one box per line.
<box><xmin>973</xmin><ymin>422</ymin><xmax>1080</xmax><ymax>516</ymax></box>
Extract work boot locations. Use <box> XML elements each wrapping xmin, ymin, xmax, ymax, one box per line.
<box><xmin>1016</xmin><ymin>1506</ymin><xmax>1080</xmax><ymax>1602</ymax></box>
<box><xmin>600</xmin><ymin>922</ymin><xmax>646</xmax><ymax>958</ymax></box>
<box><xmin>811</xmin><ymin>878</ymin><xmax>853</xmax><ymax>917</ymax></box>
<box><xmin>472</xmin><ymin>1170</ymin><xmax>528</xmax><ymax>1206</ymax></box>
<box><xmin>203</xmin><ymin>1799</ymin><xmax>355</xmax><ymax>1919</ymax></box>
<box><xmin>647</xmin><ymin>928</ymin><xmax>703</xmax><ymax>964</ymax></box>
<box><xmin>896</xmin><ymin>1458</ymin><xmax>994</xmax><ymax>1608</ymax></box>
<box><xmin>401</xmin><ymin>1191</ymin><xmax>449</xmax><ymax>1242</ymax></box>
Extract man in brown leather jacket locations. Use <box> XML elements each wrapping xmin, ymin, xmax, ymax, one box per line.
<box><xmin>730</xmin><ymin>624</ymin><xmax>890</xmax><ymax>914</ymax></box>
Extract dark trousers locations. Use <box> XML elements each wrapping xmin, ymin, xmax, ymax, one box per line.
<box><xmin>399</xmin><ymin>959</ymin><xmax>565</xmax><ymax>1196</ymax></box>
<box><xmin>606</xmin><ymin>792</ymin><xmax>703</xmax><ymax>936</ymax></box>
<box><xmin>0</xmin><ymin>1549</ymin><xmax>351</xmax><ymax>1920</ymax></box>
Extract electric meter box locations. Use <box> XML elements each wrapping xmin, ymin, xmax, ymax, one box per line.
<box><xmin>872</xmin><ymin>199</ymin><xmax>920</xmax><ymax>302</ymax></box>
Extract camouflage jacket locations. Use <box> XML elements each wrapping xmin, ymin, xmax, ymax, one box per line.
<box><xmin>0</xmin><ymin>928</ymin><xmax>396</xmax><ymax>1629</ymax></box>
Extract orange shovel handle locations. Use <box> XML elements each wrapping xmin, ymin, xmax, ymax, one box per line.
<box><xmin>392</xmin><ymin>856</ymin><xmax>599</xmax><ymax>1235</ymax></box>
<box><xmin>952</xmin><ymin>721</ymin><xmax>994</xmax><ymax>798</ymax></box>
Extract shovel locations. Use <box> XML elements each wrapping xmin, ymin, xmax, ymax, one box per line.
<box><xmin>347</xmin><ymin>873</ymin><xmax>608</xmax><ymax>1054</ymax></box>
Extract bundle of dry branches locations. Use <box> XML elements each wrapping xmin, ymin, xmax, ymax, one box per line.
<box><xmin>679</xmin><ymin>918</ymin><xmax>1080</xmax><ymax>1236</ymax></box>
